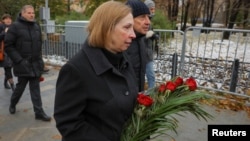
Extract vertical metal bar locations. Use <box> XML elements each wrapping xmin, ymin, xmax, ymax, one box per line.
<box><xmin>230</xmin><ymin>59</ymin><xmax>239</xmax><ymax>92</ymax></box>
<box><xmin>171</xmin><ymin>53</ymin><xmax>178</xmax><ymax>78</ymax></box>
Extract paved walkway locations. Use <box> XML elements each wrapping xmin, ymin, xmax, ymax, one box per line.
<box><xmin>0</xmin><ymin>66</ymin><xmax>60</xmax><ymax>141</ymax></box>
<box><xmin>0</xmin><ymin>66</ymin><xmax>249</xmax><ymax>141</ymax></box>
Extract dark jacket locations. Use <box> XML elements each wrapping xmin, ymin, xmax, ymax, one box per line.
<box><xmin>145</xmin><ymin>19</ymin><xmax>159</xmax><ymax>62</ymax></box>
<box><xmin>54</xmin><ymin>41</ymin><xmax>138</xmax><ymax>141</ymax></box>
<box><xmin>0</xmin><ymin>23</ymin><xmax>12</xmax><ymax>67</ymax></box>
<box><xmin>126</xmin><ymin>32</ymin><xmax>147</xmax><ymax>92</ymax></box>
<box><xmin>145</xmin><ymin>37</ymin><xmax>154</xmax><ymax>62</ymax></box>
<box><xmin>4</xmin><ymin>15</ymin><xmax>44</xmax><ymax>77</ymax></box>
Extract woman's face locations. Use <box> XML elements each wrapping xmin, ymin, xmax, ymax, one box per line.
<box><xmin>107</xmin><ymin>13</ymin><xmax>136</xmax><ymax>53</ymax></box>
<box><xmin>3</xmin><ymin>17</ymin><xmax>12</xmax><ymax>26</ymax></box>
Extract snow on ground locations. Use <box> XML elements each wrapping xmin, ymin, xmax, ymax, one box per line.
<box><xmin>43</xmin><ymin>29</ymin><xmax>250</xmax><ymax>96</ymax></box>
<box><xmin>44</xmin><ymin>29</ymin><xmax>250</xmax><ymax>69</ymax></box>
<box><xmin>176</xmin><ymin>23</ymin><xmax>225</xmax><ymax>30</ymax></box>
<box><xmin>43</xmin><ymin>55</ymin><xmax>67</xmax><ymax>66</ymax></box>
<box><xmin>161</xmin><ymin>30</ymin><xmax>250</xmax><ymax>62</ymax></box>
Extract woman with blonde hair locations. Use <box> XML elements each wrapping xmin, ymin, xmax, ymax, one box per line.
<box><xmin>54</xmin><ymin>1</ymin><xmax>138</xmax><ymax>141</ymax></box>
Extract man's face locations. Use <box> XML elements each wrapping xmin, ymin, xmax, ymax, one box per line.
<box><xmin>22</xmin><ymin>7</ymin><xmax>35</xmax><ymax>22</ymax></box>
<box><xmin>133</xmin><ymin>14</ymin><xmax>150</xmax><ymax>35</ymax></box>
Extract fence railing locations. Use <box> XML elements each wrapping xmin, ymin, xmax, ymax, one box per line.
<box><xmin>180</xmin><ymin>27</ymin><xmax>250</xmax><ymax>98</ymax></box>
<box><xmin>41</xmin><ymin>24</ymin><xmax>250</xmax><ymax>98</ymax></box>
<box><xmin>41</xmin><ymin>24</ymin><xmax>87</xmax><ymax>64</ymax></box>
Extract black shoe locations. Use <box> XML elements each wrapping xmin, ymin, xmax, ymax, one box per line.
<box><xmin>4</xmin><ymin>79</ymin><xmax>11</xmax><ymax>89</ymax></box>
<box><xmin>9</xmin><ymin>104</ymin><xmax>16</xmax><ymax>114</ymax></box>
<box><xmin>35</xmin><ymin>113</ymin><xmax>51</xmax><ymax>121</ymax></box>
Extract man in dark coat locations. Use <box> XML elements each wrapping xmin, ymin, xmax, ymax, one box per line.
<box><xmin>125</xmin><ymin>0</ymin><xmax>151</xmax><ymax>92</ymax></box>
<box><xmin>4</xmin><ymin>5</ymin><xmax>51</xmax><ymax>121</ymax></box>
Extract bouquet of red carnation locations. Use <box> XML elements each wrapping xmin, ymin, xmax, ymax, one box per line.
<box><xmin>121</xmin><ymin>76</ymin><xmax>213</xmax><ymax>141</ymax></box>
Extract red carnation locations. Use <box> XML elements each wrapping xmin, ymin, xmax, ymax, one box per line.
<box><xmin>165</xmin><ymin>81</ymin><xmax>177</xmax><ymax>92</ymax></box>
<box><xmin>158</xmin><ymin>84</ymin><xmax>166</xmax><ymax>93</ymax></box>
<box><xmin>137</xmin><ymin>93</ymin><xmax>153</xmax><ymax>107</ymax></box>
<box><xmin>175</xmin><ymin>77</ymin><xmax>184</xmax><ymax>86</ymax></box>
<box><xmin>39</xmin><ymin>76</ymin><xmax>44</xmax><ymax>82</ymax></box>
<box><xmin>185</xmin><ymin>77</ymin><xmax>197</xmax><ymax>91</ymax></box>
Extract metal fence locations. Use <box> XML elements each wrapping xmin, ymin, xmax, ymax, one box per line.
<box><xmin>180</xmin><ymin>27</ymin><xmax>250</xmax><ymax>98</ymax></box>
<box><xmin>152</xmin><ymin>29</ymin><xmax>185</xmax><ymax>82</ymax></box>
<box><xmin>41</xmin><ymin>24</ymin><xmax>250</xmax><ymax>98</ymax></box>
<box><xmin>41</xmin><ymin>24</ymin><xmax>87</xmax><ymax>65</ymax></box>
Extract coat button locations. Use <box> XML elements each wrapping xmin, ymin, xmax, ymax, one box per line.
<box><xmin>124</xmin><ymin>91</ymin><xmax>129</xmax><ymax>96</ymax></box>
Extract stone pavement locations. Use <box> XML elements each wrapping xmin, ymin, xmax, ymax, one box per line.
<box><xmin>0</xmin><ymin>66</ymin><xmax>60</xmax><ymax>141</ymax></box>
<box><xmin>0</xmin><ymin>66</ymin><xmax>250</xmax><ymax>141</ymax></box>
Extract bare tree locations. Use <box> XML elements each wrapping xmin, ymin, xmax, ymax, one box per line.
<box><xmin>190</xmin><ymin>0</ymin><xmax>204</xmax><ymax>26</ymax></box>
<box><xmin>223</xmin><ymin>0</ymin><xmax>231</xmax><ymax>27</ymax></box>
<box><xmin>180</xmin><ymin>0</ymin><xmax>191</xmax><ymax>31</ymax></box>
<box><xmin>202</xmin><ymin>0</ymin><xmax>215</xmax><ymax>28</ymax></box>
<box><xmin>223</xmin><ymin>0</ymin><xmax>242</xmax><ymax>39</ymax></box>
<box><xmin>242</xmin><ymin>0</ymin><xmax>250</xmax><ymax>36</ymax></box>
<box><xmin>167</xmin><ymin>0</ymin><xmax>179</xmax><ymax>22</ymax></box>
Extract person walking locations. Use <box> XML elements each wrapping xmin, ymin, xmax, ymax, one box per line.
<box><xmin>125</xmin><ymin>0</ymin><xmax>151</xmax><ymax>92</ymax></box>
<box><xmin>4</xmin><ymin>5</ymin><xmax>51</xmax><ymax>121</ymax></box>
<box><xmin>144</xmin><ymin>0</ymin><xmax>158</xmax><ymax>89</ymax></box>
<box><xmin>54</xmin><ymin>1</ymin><xmax>138</xmax><ymax>141</ymax></box>
<box><xmin>0</xmin><ymin>14</ymin><xmax>15</xmax><ymax>91</ymax></box>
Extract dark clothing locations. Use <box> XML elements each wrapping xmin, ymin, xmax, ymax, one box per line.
<box><xmin>11</xmin><ymin>76</ymin><xmax>43</xmax><ymax>113</ymax></box>
<box><xmin>0</xmin><ymin>23</ymin><xmax>12</xmax><ymax>68</ymax></box>
<box><xmin>4</xmin><ymin>67</ymin><xmax>13</xmax><ymax>80</ymax></box>
<box><xmin>145</xmin><ymin>37</ymin><xmax>154</xmax><ymax>61</ymax></box>
<box><xmin>54</xmin><ymin>41</ymin><xmax>138</xmax><ymax>141</ymax></box>
<box><xmin>5</xmin><ymin>16</ymin><xmax>44</xmax><ymax>77</ymax></box>
<box><xmin>0</xmin><ymin>23</ymin><xmax>14</xmax><ymax>82</ymax></box>
<box><xmin>126</xmin><ymin>32</ymin><xmax>147</xmax><ymax>92</ymax></box>
<box><xmin>145</xmin><ymin>23</ymin><xmax>159</xmax><ymax>62</ymax></box>
<box><xmin>4</xmin><ymin>14</ymin><xmax>45</xmax><ymax>115</ymax></box>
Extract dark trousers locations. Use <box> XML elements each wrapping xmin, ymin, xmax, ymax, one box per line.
<box><xmin>4</xmin><ymin>67</ymin><xmax>13</xmax><ymax>80</ymax></box>
<box><xmin>10</xmin><ymin>76</ymin><xmax>43</xmax><ymax>115</ymax></box>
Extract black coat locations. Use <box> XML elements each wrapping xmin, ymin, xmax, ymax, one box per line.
<box><xmin>4</xmin><ymin>15</ymin><xmax>44</xmax><ymax>77</ymax></box>
<box><xmin>0</xmin><ymin>23</ymin><xmax>12</xmax><ymax>67</ymax></box>
<box><xmin>126</xmin><ymin>32</ymin><xmax>147</xmax><ymax>92</ymax></box>
<box><xmin>54</xmin><ymin>41</ymin><xmax>138</xmax><ymax>141</ymax></box>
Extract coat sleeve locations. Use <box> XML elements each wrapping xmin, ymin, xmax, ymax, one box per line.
<box><xmin>54</xmin><ymin>63</ymin><xmax>110</xmax><ymax>141</ymax></box>
<box><xmin>4</xmin><ymin>23</ymin><xmax>23</xmax><ymax>64</ymax></box>
<box><xmin>0</xmin><ymin>25</ymin><xmax>5</xmax><ymax>41</ymax></box>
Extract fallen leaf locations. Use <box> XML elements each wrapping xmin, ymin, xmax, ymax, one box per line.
<box><xmin>52</xmin><ymin>134</ymin><xmax>62</xmax><ymax>139</ymax></box>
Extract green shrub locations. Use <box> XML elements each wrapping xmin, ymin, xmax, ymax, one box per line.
<box><xmin>54</xmin><ymin>11</ymin><xmax>90</xmax><ymax>25</ymax></box>
<box><xmin>151</xmin><ymin>9</ymin><xmax>175</xmax><ymax>30</ymax></box>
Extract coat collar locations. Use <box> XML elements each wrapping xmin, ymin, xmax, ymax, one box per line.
<box><xmin>82</xmin><ymin>41</ymin><xmax>115</xmax><ymax>75</ymax></box>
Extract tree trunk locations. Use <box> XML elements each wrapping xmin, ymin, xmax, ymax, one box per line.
<box><xmin>242</xmin><ymin>0</ymin><xmax>249</xmax><ymax>36</ymax></box>
<box><xmin>223</xmin><ymin>0</ymin><xmax>242</xmax><ymax>39</ymax></box>
<box><xmin>203</xmin><ymin>0</ymin><xmax>215</xmax><ymax>28</ymax></box>
<box><xmin>181</xmin><ymin>0</ymin><xmax>190</xmax><ymax>31</ymax></box>
<box><xmin>190</xmin><ymin>0</ymin><xmax>204</xmax><ymax>26</ymax></box>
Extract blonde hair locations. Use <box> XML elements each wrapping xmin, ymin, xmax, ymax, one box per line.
<box><xmin>87</xmin><ymin>1</ymin><xmax>132</xmax><ymax>48</ymax></box>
